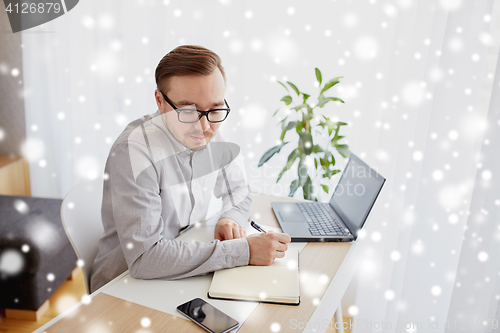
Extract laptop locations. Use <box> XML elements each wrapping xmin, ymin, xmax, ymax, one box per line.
<box><xmin>272</xmin><ymin>153</ymin><xmax>385</xmax><ymax>242</ymax></box>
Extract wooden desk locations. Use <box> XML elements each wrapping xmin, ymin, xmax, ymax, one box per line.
<box><xmin>0</xmin><ymin>155</ymin><xmax>30</xmax><ymax>196</ymax></box>
<box><xmin>35</xmin><ymin>193</ymin><xmax>358</xmax><ymax>333</ymax></box>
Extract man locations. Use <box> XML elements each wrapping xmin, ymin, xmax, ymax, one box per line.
<box><xmin>90</xmin><ymin>45</ymin><xmax>291</xmax><ymax>293</ymax></box>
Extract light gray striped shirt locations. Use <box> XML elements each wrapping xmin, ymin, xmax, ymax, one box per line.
<box><xmin>90</xmin><ymin>110</ymin><xmax>251</xmax><ymax>293</ymax></box>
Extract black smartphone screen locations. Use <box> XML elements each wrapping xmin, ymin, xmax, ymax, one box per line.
<box><xmin>176</xmin><ymin>298</ymin><xmax>239</xmax><ymax>333</ymax></box>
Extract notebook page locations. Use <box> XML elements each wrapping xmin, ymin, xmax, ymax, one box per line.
<box><xmin>209</xmin><ymin>248</ymin><xmax>299</xmax><ymax>301</ymax></box>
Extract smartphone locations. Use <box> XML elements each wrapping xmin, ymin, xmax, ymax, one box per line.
<box><xmin>176</xmin><ymin>298</ymin><xmax>239</xmax><ymax>333</ymax></box>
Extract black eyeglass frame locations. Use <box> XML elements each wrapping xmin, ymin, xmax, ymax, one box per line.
<box><xmin>159</xmin><ymin>90</ymin><xmax>231</xmax><ymax>123</ymax></box>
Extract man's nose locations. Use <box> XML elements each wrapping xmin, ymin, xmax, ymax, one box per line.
<box><xmin>198</xmin><ymin>115</ymin><xmax>210</xmax><ymax>131</ymax></box>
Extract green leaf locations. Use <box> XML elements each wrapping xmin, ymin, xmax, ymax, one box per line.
<box><xmin>330</xmin><ymin>153</ymin><xmax>336</xmax><ymax>166</ymax></box>
<box><xmin>335</xmin><ymin>144</ymin><xmax>350</xmax><ymax>158</ymax></box>
<box><xmin>291</xmin><ymin>103</ymin><xmax>308</xmax><ymax>112</ymax></box>
<box><xmin>272</xmin><ymin>108</ymin><xmax>280</xmax><ymax>117</ymax></box>
<box><xmin>321</xmin><ymin>184</ymin><xmax>329</xmax><ymax>193</ymax></box>
<box><xmin>314</xmin><ymin>158</ymin><xmax>318</xmax><ymax>169</ymax></box>
<box><xmin>313</xmin><ymin>145</ymin><xmax>324</xmax><ymax>153</ymax></box>
<box><xmin>277</xmin><ymin>81</ymin><xmax>289</xmax><ymax>92</ymax></box>
<box><xmin>323</xmin><ymin>119</ymin><xmax>337</xmax><ymax>136</ymax></box>
<box><xmin>301</xmin><ymin>111</ymin><xmax>313</xmax><ymax>123</ymax></box>
<box><xmin>320</xmin><ymin>77</ymin><xmax>343</xmax><ymax>95</ymax></box>
<box><xmin>299</xmin><ymin>132</ymin><xmax>313</xmax><ymax>155</ymax></box>
<box><xmin>285</xmin><ymin>121</ymin><xmax>297</xmax><ymax>131</ymax></box>
<box><xmin>280</xmin><ymin>121</ymin><xmax>297</xmax><ymax>141</ymax></box>
<box><xmin>322</xmin><ymin>169</ymin><xmax>341</xmax><ymax>178</ymax></box>
<box><xmin>276</xmin><ymin>149</ymin><xmax>300</xmax><ymax>182</ymax></box>
<box><xmin>289</xmin><ymin>179</ymin><xmax>299</xmax><ymax>197</ymax></box>
<box><xmin>287</xmin><ymin>81</ymin><xmax>300</xmax><ymax>96</ymax></box>
<box><xmin>302</xmin><ymin>93</ymin><xmax>310</xmax><ymax>103</ymax></box>
<box><xmin>296</xmin><ymin>121</ymin><xmax>305</xmax><ymax>133</ymax></box>
<box><xmin>257</xmin><ymin>141</ymin><xmax>288</xmax><ymax>167</ymax></box>
<box><xmin>281</xmin><ymin>95</ymin><xmax>293</xmax><ymax>105</ymax></box>
<box><xmin>315</xmin><ymin>68</ymin><xmax>322</xmax><ymax>86</ymax></box>
<box><xmin>317</xmin><ymin>96</ymin><xmax>345</xmax><ymax>108</ymax></box>
<box><xmin>331</xmin><ymin>135</ymin><xmax>345</xmax><ymax>144</ymax></box>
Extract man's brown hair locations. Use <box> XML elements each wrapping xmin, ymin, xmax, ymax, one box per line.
<box><xmin>155</xmin><ymin>45</ymin><xmax>226</xmax><ymax>93</ymax></box>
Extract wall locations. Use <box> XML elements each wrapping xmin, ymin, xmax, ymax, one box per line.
<box><xmin>0</xmin><ymin>4</ymin><xmax>26</xmax><ymax>157</ymax></box>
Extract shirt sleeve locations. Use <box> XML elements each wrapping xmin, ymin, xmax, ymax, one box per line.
<box><xmin>213</xmin><ymin>148</ymin><xmax>252</xmax><ymax>227</ymax></box>
<box><xmin>107</xmin><ymin>140</ymin><xmax>250</xmax><ymax>281</ymax></box>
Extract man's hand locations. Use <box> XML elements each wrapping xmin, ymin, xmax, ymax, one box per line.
<box><xmin>214</xmin><ymin>217</ymin><xmax>246</xmax><ymax>241</ymax></box>
<box><xmin>246</xmin><ymin>231</ymin><xmax>291</xmax><ymax>266</ymax></box>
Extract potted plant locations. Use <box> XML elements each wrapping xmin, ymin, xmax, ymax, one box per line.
<box><xmin>258</xmin><ymin>68</ymin><xmax>349</xmax><ymax>201</ymax></box>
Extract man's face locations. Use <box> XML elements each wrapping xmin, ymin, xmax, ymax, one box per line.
<box><xmin>155</xmin><ymin>69</ymin><xmax>226</xmax><ymax>151</ymax></box>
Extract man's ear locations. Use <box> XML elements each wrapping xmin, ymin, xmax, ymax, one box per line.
<box><xmin>154</xmin><ymin>89</ymin><xmax>163</xmax><ymax>110</ymax></box>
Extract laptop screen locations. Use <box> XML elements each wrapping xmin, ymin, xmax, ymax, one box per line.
<box><xmin>329</xmin><ymin>154</ymin><xmax>385</xmax><ymax>235</ymax></box>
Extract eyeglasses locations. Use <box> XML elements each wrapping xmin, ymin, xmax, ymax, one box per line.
<box><xmin>160</xmin><ymin>90</ymin><xmax>231</xmax><ymax>123</ymax></box>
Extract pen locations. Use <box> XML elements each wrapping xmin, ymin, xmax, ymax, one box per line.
<box><xmin>250</xmin><ymin>221</ymin><xmax>267</xmax><ymax>233</ymax></box>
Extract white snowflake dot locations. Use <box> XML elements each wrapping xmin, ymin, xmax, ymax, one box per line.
<box><xmin>431</xmin><ymin>285</ymin><xmax>442</xmax><ymax>296</ymax></box>
<box><xmin>432</xmin><ymin>170</ymin><xmax>443</xmax><ymax>181</ymax></box>
<box><xmin>478</xmin><ymin>251</ymin><xmax>488</xmax><ymax>262</ymax></box>
<box><xmin>14</xmin><ymin>200</ymin><xmax>29</xmax><ymax>214</ymax></box>
<box><xmin>412</xmin><ymin>151</ymin><xmax>423</xmax><ymax>161</ymax></box>
<box><xmin>270</xmin><ymin>322</ymin><xmax>281</xmax><ymax>332</ymax></box>
<box><xmin>448</xmin><ymin>130</ymin><xmax>459</xmax><ymax>140</ymax></box>
<box><xmin>371</xmin><ymin>231</ymin><xmax>382</xmax><ymax>242</ymax></box>
<box><xmin>391</xmin><ymin>251</ymin><xmax>401</xmax><ymax>261</ymax></box>
<box><xmin>348</xmin><ymin>305</ymin><xmax>359</xmax><ymax>316</ymax></box>
<box><xmin>448</xmin><ymin>214</ymin><xmax>458</xmax><ymax>224</ymax></box>
<box><xmin>318</xmin><ymin>274</ymin><xmax>329</xmax><ymax>284</ymax></box>
<box><xmin>481</xmin><ymin>170</ymin><xmax>492</xmax><ymax>180</ymax></box>
<box><xmin>141</xmin><ymin>317</ymin><xmax>151</xmax><ymax>328</ymax></box>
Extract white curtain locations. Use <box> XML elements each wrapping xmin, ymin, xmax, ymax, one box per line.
<box><xmin>347</xmin><ymin>2</ymin><xmax>500</xmax><ymax>333</ymax></box>
<box><xmin>21</xmin><ymin>0</ymin><xmax>499</xmax><ymax>332</ymax></box>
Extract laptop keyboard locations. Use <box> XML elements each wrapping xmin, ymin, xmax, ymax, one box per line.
<box><xmin>297</xmin><ymin>203</ymin><xmax>351</xmax><ymax>237</ymax></box>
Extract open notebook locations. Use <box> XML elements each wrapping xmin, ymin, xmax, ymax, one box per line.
<box><xmin>207</xmin><ymin>247</ymin><xmax>300</xmax><ymax>305</ymax></box>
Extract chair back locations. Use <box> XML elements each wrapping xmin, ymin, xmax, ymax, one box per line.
<box><xmin>61</xmin><ymin>180</ymin><xmax>104</xmax><ymax>294</ymax></box>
